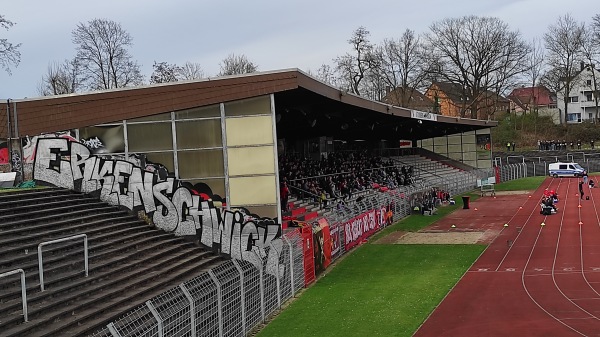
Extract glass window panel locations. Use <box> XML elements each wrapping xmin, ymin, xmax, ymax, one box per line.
<box><xmin>477</xmin><ymin>159</ymin><xmax>492</xmax><ymax>168</ymax></box>
<box><xmin>177</xmin><ymin>149</ymin><xmax>224</xmax><ymax>178</ymax></box>
<box><xmin>463</xmin><ymin>152</ymin><xmax>476</xmax><ymax>161</ymax></box>
<box><xmin>448</xmin><ymin>144</ymin><xmax>462</xmax><ymax>153</ymax></box>
<box><xmin>447</xmin><ymin>135</ymin><xmax>462</xmax><ymax>145</ymax></box>
<box><xmin>175</xmin><ymin>119</ymin><xmax>222</xmax><ymax>149</ymax></box>
<box><xmin>433</xmin><ymin>137</ymin><xmax>448</xmax><ymax>146</ymax></box>
<box><xmin>227</xmin><ymin>146</ymin><xmax>275</xmax><ymax>176</ymax></box>
<box><xmin>224</xmin><ymin>95</ymin><xmax>271</xmax><ymax>117</ymax></box>
<box><xmin>134</xmin><ymin>151</ymin><xmax>174</xmax><ymax>174</ymax></box>
<box><xmin>462</xmin><ymin>143</ymin><xmax>476</xmax><ymax>152</ymax></box>
<box><xmin>229</xmin><ymin>175</ymin><xmax>277</xmax><ymax>205</ymax></box>
<box><xmin>448</xmin><ymin>152</ymin><xmax>463</xmax><ymax>161</ymax></box>
<box><xmin>128</xmin><ymin>112</ymin><xmax>171</xmax><ymax>122</ymax></box>
<box><xmin>127</xmin><ymin>122</ymin><xmax>173</xmax><ymax>152</ymax></box>
<box><xmin>179</xmin><ymin>178</ymin><xmax>226</xmax><ymax>200</ymax></box>
<box><xmin>226</xmin><ymin>116</ymin><xmax>274</xmax><ymax>146</ymax></box>
<box><xmin>79</xmin><ymin>125</ymin><xmax>125</xmax><ymax>153</ymax></box>
<box><xmin>235</xmin><ymin>205</ymin><xmax>277</xmax><ymax>219</ymax></box>
<box><xmin>175</xmin><ymin>105</ymin><xmax>221</xmax><ymax>119</ymax></box>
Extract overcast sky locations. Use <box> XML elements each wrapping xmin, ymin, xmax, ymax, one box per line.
<box><xmin>0</xmin><ymin>0</ymin><xmax>597</xmax><ymax>99</ymax></box>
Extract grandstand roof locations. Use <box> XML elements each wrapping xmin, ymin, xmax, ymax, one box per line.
<box><xmin>4</xmin><ymin>69</ymin><xmax>496</xmax><ymax>141</ymax></box>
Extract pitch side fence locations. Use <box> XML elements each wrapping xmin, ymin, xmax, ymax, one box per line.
<box><xmin>496</xmin><ymin>160</ymin><xmax>600</xmax><ymax>182</ymax></box>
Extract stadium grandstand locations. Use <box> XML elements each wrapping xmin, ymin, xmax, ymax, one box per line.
<box><xmin>0</xmin><ymin>69</ymin><xmax>498</xmax><ymax>336</ymax></box>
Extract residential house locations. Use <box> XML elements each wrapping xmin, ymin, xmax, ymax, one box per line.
<box><xmin>424</xmin><ymin>82</ymin><xmax>510</xmax><ymax>120</ymax></box>
<box><xmin>507</xmin><ymin>86</ymin><xmax>560</xmax><ymax>124</ymax></box>
<box><xmin>381</xmin><ymin>87</ymin><xmax>435</xmax><ymax>112</ymax></box>
<box><xmin>556</xmin><ymin>63</ymin><xmax>600</xmax><ymax>124</ymax></box>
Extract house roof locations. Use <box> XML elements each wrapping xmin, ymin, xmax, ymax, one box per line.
<box><xmin>507</xmin><ymin>86</ymin><xmax>555</xmax><ymax>107</ymax></box>
<box><xmin>382</xmin><ymin>87</ymin><xmax>435</xmax><ymax>110</ymax></box>
<box><xmin>428</xmin><ymin>81</ymin><xmax>510</xmax><ymax>104</ymax></box>
<box><xmin>0</xmin><ymin>69</ymin><xmax>496</xmax><ymax>142</ymax></box>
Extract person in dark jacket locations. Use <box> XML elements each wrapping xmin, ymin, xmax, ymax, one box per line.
<box><xmin>579</xmin><ymin>181</ymin><xmax>585</xmax><ymax>200</ymax></box>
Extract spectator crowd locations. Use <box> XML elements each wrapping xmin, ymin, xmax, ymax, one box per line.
<box><xmin>278</xmin><ymin>151</ymin><xmax>415</xmax><ymax>210</ymax></box>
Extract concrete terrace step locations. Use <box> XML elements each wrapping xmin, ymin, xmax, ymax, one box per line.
<box><xmin>0</xmin><ymin>206</ymin><xmax>128</xmax><ymax>230</ymax></box>
<box><xmin>0</xmin><ymin>188</ymin><xmax>74</xmax><ymax>202</ymax></box>
<box><xmin>1</xmin><ymin>251</ymin><xmax>222</xmax><ymax>337</ymax></box>
<box><xmin>0</xmin><ymin>197</ymin><xmax>99</xmax><ymax>215</ymax></box>
<box><xmin>0</xmin><ymin>233</ymin><xmax>189</xmax><ymax>305</ymax></box>
<box><xmin>0</xmin><ymin>187</ymin><xmax>223</xmax><ymax>337</ymax></box>
<box><xmin>0</xmin><ymin>193</ymin><xmax>93</xmax><ymax>211</ymax></box>
<box><xmin>0</xmin><ymin>219</ymin><xmax>149</xmax><ymax>274</ymax></box>
<box><xmin>0</xmin><ymin>211</ymin><xmax>134</xmax><ymax>245</ymax></box>
<box><xmin>0</xmin><ymin>202</ymin><xmax>118</xmax><ymax>223</ymax></box>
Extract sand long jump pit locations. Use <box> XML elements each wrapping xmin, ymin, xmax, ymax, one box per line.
<box><xmin>377</xmin><ymin>231</ymin><xmax>487</xmax><ymax>244</ymax></box>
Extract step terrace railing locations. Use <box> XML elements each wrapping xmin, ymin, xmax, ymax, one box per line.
<box><xmin>38</xmin><ymin>234</ymin><xmax>89</xmax><ymax>291</ymax></box>
<box><xmin>0</xmin><ymin>269</ymin><xmax>28</xmax><ymax>322</ymax></box>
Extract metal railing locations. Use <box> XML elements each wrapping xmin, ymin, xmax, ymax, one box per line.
<box><xmin>90</xmin><ymin>231</ymin><xmax>304</xmax><ymax>337</ymax></box>
<box><xmin>0</xmin><ymin>268</ymin><xmax>28</xmax><ymax>322</ymax></box>
<box><xmin>38</xmin><ymin>234</ymin><xmax>89</xmax><ymax>291</ymax></box>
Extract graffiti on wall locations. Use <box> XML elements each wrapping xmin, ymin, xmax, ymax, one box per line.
<box><xmin>33</xmin><ymin>138</ymin><xmax>284</xmax><ymax>277</ymax></box>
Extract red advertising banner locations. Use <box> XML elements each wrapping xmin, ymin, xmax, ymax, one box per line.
<box><xmin>301</xmin><ymin>226</ymin><xmax>315</xmax><ymax>286</ymax></box>
<box><xmin>343</xmin><ymin>207</ymin><xmax>387</xmax><ymax>251</ymax></box>
<box><xmin>317</xmin><ymin>218</ymin><xmax>332</xmax><ymax>269</ymax></box>
<box><xmin>330</xmin><ymin>224</ymin><xmax>341</xmax><ymax>257</ymax></box>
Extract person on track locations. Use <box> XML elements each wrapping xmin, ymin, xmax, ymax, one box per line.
<box><xmin>579</xmin><ymin>180</ymin><xmax>585</xmax><ymax>200</ymax></box>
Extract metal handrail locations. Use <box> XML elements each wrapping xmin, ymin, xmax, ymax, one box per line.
<box><xmin>287</xmin><ymin>163</ymin><xmax>401</xmax><ymax>183</ymax></box>
<box><xmin>38</xmin><ymin>234</ymin><xmax>89</xmax><ymax>291</ymax></box>
<box><xmin>0</xmin><ymin>268</ymin><xmax>28</xmax><ymax>322</ymax></box>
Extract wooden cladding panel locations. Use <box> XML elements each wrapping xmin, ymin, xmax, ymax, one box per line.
<box><xmin>16</xmin><ymin>71</ymin><xmax>298</xmax><ymax>135</ymax></box>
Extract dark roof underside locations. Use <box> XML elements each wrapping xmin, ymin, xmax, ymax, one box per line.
<box><xmin>5</xmin><ymin>69</ymin><xmax>495</xmax><ymax>141</ymax></box>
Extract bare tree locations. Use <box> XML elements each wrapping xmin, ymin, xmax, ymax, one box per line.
<box><xmin>72</xmin><ymin>18</ymin><xmax>143</xmax><ymax>90</ymax></box>
<box><xmin>425</xmin><ymin>16</ymin><xmax>530</xmax><ymax>119</ymax></box>
<box><xmin>583</xmin><ymin>17</ymin><xmax>600</xmax><ymax>123</ymax></box>
<box><xmin>218</xmin><ymin>53</ymin><xmax>257</xmax><ymax>76</ymax></box>
<box><xmin>544</xmin><ymin>14</ymin><xmax>585</xmax><ymax>125</ymax></box>
<box><xmin>177</xmin><ymin>62</ymin><xmax>204</xmax><ymax>80</ymax></box>
<box><xmin>375</xmin><ymin>29</ymin><xmax>429</xmax><ymax>107</ymax></box>
<box><xmin>150</xmin><ymin>61</ymin><xmax>179</xmax><ymax>84</ymax></box>
<box><xmin>38</xmin><ymin>59</ymin><xmax>80</xmax><ymax>95</ymax></box>
<box><xmin>0</xmin><ymin>15</ymin><xmax>21</xmax><ymax>74</ymax></box>
<box><xmin>523</xmin><ymin>38</ymin><xmax>546</xmax><ymax>114</ymax></box>
<box><xmin>334</xmin><ymin>26</ymin><xmax>379</xmax><ymax>96</ymax></box>
<box><xmin>311</xmin><ymin>64</ymin><xmax>339</xmax><ymax>87</ymax></box>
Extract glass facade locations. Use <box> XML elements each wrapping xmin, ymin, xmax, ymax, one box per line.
<box><xmin>418</xmin><ymin>128</ymin><xmax>492</xmax><ymax>168</ymax></box>
<box><xmin>78</xmin><ymin>95</ymin><xmax>279</xmax><ymax>219</ymax></box>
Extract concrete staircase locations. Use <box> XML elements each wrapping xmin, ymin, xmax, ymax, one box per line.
<box><xmin>0</xmin><ymin>188</ymin><xmax>223</xmax><ymax>337</ymax></box>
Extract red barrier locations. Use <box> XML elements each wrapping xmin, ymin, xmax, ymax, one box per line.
<box><xmin>495</xmin><ymin>166</ymin><xmax>501</xmax><ymax>183</ymax></box>
<box><xmin>301</xmin><ymin>226</ymin><xmax>315</xmax><ymax>286</ymax></box>
<box><xmin>292</xmin><ymin>207</ymin><xmax>306</xmax><ymax>216</ymax></box>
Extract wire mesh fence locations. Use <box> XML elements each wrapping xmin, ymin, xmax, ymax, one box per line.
<box><xmin>89</xmin><ymin>230</ymin><xmax>304</xmax><ymax>337</ymax></box>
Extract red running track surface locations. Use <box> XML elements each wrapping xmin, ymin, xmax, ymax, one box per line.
<box><xmin>414</xmin><ymin>176</ymin><xmax>600</xmax><ymax>337</ymax></box>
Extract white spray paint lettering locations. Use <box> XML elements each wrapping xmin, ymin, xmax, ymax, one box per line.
<box><xmin>33</xmin><ymin>138</ymin><xmax>283</xmax><ymax>277</ymax></box>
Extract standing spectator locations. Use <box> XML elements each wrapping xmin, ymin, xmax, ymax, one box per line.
<box><xmin>511</xmin><ymin>142</ymin><xmax>516</xmax><ymax>151</ymax></box>
<box><xmin>583</xmin><ymin>170</ymin><xmax>589</xmax><ymax>185</ymax></box>
<box><xmin>591</xmin><ymin>140</ymin><xmax>595</xmax><ymax>149</ymax></box>
<box><xmin>570</xmin><ymin>141</ymin><xmax>574</xmax><ymax>149</ymax></box>
<box><xmin>506</xmin><ymin>142</ymin><xmax>511</xmax><ymax>152</ymax></box>
<box><xmin>577</xmin><ymin>139</ymin><xmax>582</xmax><ymax>149</ymax></box>
<box><xmin>280</xmin><ymin>182</ymin><xmax>290</xmax><ymax>212</ymax></box>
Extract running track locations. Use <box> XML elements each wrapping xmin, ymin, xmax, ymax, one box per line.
<box><xmin>414</xmin><ymin>176</ymin><xmax>600</xmax><ymax>337</ymax></box>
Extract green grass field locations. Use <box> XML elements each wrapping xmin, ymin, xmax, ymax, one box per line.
<box><xmin>257</xmin><ymin>176</ymin><xmax>545</xmax><ymax>337</ymax></box>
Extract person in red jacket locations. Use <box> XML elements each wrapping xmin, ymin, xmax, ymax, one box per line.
<box><xmin>280</xmin><ymin>182</ymin><xmax>290</xmax><ymax>212</ymax></box>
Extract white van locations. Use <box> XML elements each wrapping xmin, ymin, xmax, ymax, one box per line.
<box><xmin>548</xmin><ymin>162</ymin><xmax>586</xmax><ymax>178</ymax></box>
